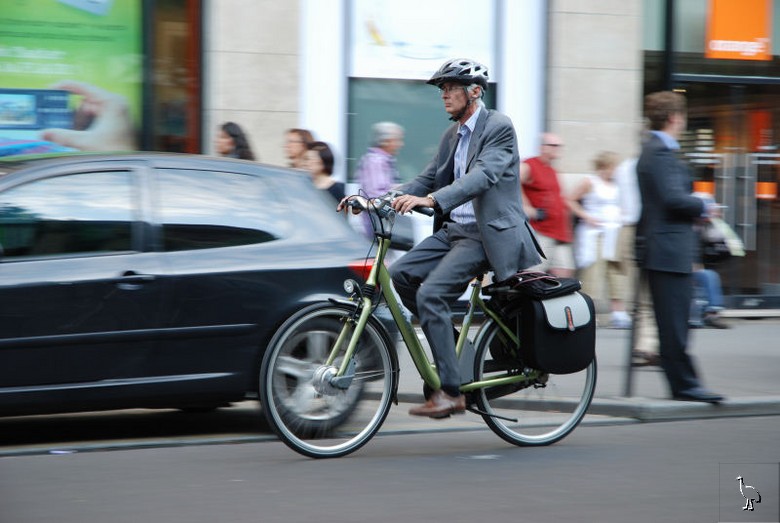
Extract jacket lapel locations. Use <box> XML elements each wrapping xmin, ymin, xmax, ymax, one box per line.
<box><xmin>436</xmin><ymin>126</ymin><xmax>459</xmax><ymax>187</ymax></box>
<box><xmin>466</xmin><ymin>109</ymin><xmax>489</xmax><ymax>170</ymax></box>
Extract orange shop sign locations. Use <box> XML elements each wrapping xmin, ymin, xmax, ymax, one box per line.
<box><xmin>705</xmin><ymin>0</ymin><xmax>773</xmax><ymax>61</ymax></box>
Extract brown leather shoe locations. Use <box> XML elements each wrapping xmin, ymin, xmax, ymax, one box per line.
<box><xmin>409</xmin><ymin>390</ymin><xmax>466</xmax><ymax>419</ymax></box>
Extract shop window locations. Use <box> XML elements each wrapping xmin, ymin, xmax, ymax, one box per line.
<box><xmin>347</xmin><ymin>79</ymin><xmax>496</xmax><ymax>183</ymax></box>
<box><xmin>147</xmin><ymin>0</ymin><xmax>202</xmax><ymax>154</ymax></box>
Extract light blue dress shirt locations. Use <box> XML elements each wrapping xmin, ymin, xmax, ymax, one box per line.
<box><xmin>450</xmin><ymin>106</ymin><xmax>481</xmax><ymax>224</ymax></box>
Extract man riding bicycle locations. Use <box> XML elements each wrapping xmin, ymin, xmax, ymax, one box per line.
<box><xmin>341</xmin><ymin>58</ymin><xmax>543</xmax><ymax>418</ymax></box>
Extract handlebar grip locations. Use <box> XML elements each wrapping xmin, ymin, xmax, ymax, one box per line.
<box><xmin>414</xmin><ymin>206</ymin><xmax>435</xmax><ymax>217</ymax></box>
<box><xmin>345</xmin><ymin>197</ymin><xmax>368</xmax><ymax>211</ymax></box>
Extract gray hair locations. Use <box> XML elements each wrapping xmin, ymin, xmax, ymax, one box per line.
<box><xmin>371</xmin><ymin>121</ymin><xmax>404</xmax><ymax>147</ymax></box>
<box><xmin>467</xmin><ymin>83</ymin><xmax>485</xmax><ymax>100</ymax></box>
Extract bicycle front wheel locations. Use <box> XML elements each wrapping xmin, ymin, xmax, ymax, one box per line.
<box><xmin>472</xmin><ymin>318</ymin><xmax>597</xmax><ymax>446</ymax></box>
<box><xmin>259</xmin><ymin>303</ymin><xmax>397</xmax><ymax>458</ymax></box>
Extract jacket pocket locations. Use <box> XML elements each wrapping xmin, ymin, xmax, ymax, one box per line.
<box><xmin>486</xmin><ymin>214</ymin><xmax>518</xmax><ymax>231</ymax></box>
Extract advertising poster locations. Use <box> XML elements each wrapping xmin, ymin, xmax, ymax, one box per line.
<box><xmin>0</xmin><ymin>0</ymin><xmax>142</xmax><ymax>157</ymax></box>
<box><xmin>705</xmin><ymin>0</ymin><xmax>772</xmax><ymax>61</ymax></box>
<box><xmin>350</xmin><ymin>0</ymin><xmax>495</xmax><ymax>79</ymax></box>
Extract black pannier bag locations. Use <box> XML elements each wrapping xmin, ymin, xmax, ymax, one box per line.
<box><xmin>484</xmin><ymin>271</ymin><xmax>596</xmax><ymax>374</ymax></box>
<box><xmin>518</xmin><ymin>290</ymin><xmax>596</xmax><ymax>374</ymax></box>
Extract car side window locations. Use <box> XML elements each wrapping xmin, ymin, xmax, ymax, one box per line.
<box><xmin>156</xmin><ymin>169</ymin><xmax>282</xmax><ymax>251</ymax></box>
<box><xmin>0</xmin><ymin>170</ymin><xmax>135</xmax><ymax>259</ymax></box>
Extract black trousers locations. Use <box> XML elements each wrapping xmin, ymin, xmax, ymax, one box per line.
<box><xmin>646</xmin><ymin>269</ymin><xmax>702</xmax><ymax>395</ymax></box>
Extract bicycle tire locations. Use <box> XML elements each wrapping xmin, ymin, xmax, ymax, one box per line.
<box><xmin>472</xmin><ymin>317</ymin><xmax>597</xmax><ymax>446</ymax></box>
<box><xmin>259</xmin><ymin>302</ymin><xmax>398</xmax><ymax>458</ymax></box>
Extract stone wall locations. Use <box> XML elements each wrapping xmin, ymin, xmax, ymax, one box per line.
<box><xmin>547</xmin><ymin>0</ymin><xmax>644</xmax><ymax>192</ymax></box>
<box><xmin>203</xmin><ymin>0</ymin><xmax>300</xmax><ymax>165</ymax></box>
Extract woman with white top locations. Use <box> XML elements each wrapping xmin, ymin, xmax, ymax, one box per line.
<box><xmin>568</xmin><ymin>151</ymin><xmax>631</xmax><ymax>328</ymax></box>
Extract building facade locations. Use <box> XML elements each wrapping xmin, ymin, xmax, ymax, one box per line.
<box><xmin>1</xmin><ymin>0</ymin><xmax>777</xmax><ymax>305</ymax></box>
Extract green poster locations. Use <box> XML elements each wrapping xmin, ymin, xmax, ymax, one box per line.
<box><xmin>0</xmin><ymin>0</ymin><xmax>142</xmax><ymax>156</ymax></box>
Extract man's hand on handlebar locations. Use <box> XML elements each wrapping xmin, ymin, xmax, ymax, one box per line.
<box><xmin>337</xmin><ymin>196</ymin><xmax>368</xmax><ymax>214</ymax></box>
<box><xmin>392</xmin><ymin>194</ymin><xmax>433</xmax><ymax>215</ymax></box>
<box><xmin>337</xmin><ymin>193</ymin><xmax>434</xmax><ymax>217</ymax></box>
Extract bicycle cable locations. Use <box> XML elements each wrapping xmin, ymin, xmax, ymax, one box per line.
<box><xmin>349</xmin><ymin>189</ymin><xmax>390</xmax><ymax>316</ymax></box>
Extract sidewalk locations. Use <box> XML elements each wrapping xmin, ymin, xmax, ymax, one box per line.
<box><xmin>396</xmin><ymin>317</ymin><xmax>780</xmax><ymax>423</ymax></box>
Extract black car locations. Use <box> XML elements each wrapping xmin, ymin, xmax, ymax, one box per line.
<box><xmin>0</xmin><ymin>153</ymin><xmax>371</xmax><ymax>417</ymax></box>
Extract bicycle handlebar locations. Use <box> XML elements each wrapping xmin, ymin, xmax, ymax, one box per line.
<box><xmin>345</xmin><ymin>193</ymin><xmax>434</xmax><ymax>218</ymax></box>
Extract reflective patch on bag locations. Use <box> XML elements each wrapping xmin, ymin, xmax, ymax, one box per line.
<box><xmin>519</xmin><ymin>291</ymin><xmax>596</xmax><ymax>374</ymax></box>
<box><xmin>539</xmin><ymin>292</ymin><xmax>592</xmax><ymax>331</ymax></box>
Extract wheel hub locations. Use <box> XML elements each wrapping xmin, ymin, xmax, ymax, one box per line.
<box><xmin>311</xmin><ymin>365</ymin><xmax>341</xmax><ymax>396</ymax></box>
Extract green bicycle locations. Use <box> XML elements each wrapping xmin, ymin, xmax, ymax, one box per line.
<box><xmin>259</xmin><ymin>194</ymin><xmax>597</xmax><ymax>458</ymax></box>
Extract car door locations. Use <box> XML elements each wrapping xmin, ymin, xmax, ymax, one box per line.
<box><xmin>0</xmin><ymin>165</ymin><xmax>168</xmax><ymax>398</ymax></box>
<box><xmin>145</xmin><ymin>166</ymin><xmax>292</xmax><ymax>393</ymax></box>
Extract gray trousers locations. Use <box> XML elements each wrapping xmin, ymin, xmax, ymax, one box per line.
<box><xmin>389</xmin><ymin>222</ymin><xmax>490</xmax><ymax>392</ymax></box>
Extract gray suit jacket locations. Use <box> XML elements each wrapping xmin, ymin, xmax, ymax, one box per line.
<box><xmin>398</xmin><ymin>108</ymin><xmax>542</xmax><ymax>281</ymax></box>
<box><xmin>635</xmin><ymin>133</ymin><xmax>704</xmax><ymax>274</ymax></box>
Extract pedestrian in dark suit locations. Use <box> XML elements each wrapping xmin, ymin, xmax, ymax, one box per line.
<box><xmin>382</xmin><ymin>58</ymin><xmax>542</xmax><ymax>418</ymax></box>
<box><xmin>635</xmin><ymin>91</ymin><xmax>724</xmax><ymax>404</ymax></box>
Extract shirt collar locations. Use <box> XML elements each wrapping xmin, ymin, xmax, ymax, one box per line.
<box><xmin>459</xmin><ymin>105</ymin><xmax>482</xmax><ymax>135</ymax></box>
<box><xmin>650</xmin><ymin>130</ymin><xmax>680</xmax><ymax>150</ymax></box>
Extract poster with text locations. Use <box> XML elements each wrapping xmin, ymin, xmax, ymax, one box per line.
<box><xmin>0</xmin><ymin>0</ymin><xmax>142</xmax><ymax>156</ymax></box>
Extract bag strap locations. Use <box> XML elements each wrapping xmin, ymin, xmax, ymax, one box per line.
<box><xmin>508</xmin><ymin>271</ymin><xmax>561</xmax><ymax>289</ymax></box>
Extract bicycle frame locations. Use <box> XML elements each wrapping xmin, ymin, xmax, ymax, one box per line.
<box><xmin>260</xmin><ymin>198</ymin><xmax>596</xmax><ymax>457</ymax></box>
<box><xmin>327</xmin><ymin>232</ymin><xmax>539</xmax><ymax>395</ymax></box>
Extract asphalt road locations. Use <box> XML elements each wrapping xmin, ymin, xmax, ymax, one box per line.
<box><xmin>2</xmin><ymin>416</ymin><xmax>778</xmax><ymax>523</ymax></box>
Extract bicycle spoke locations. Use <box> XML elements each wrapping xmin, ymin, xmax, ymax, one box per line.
<box><xmin>351</xmin><ymin>369</ymin><xmax>388</xmax><ymax>382</ymax></box>
<box><xmin>472</xmin><ymin>318</ymin><xmax>596</xmax><ymax>446</ymax></box>
<box><xmin>289</xmin><ymin>383</ymin><xmax>318</xmax><ymax>413</ymax></box>
<box><xmin>260</xmin><ymin>304</ymin><xmax>397</xmax><ymax>458</ymax></box>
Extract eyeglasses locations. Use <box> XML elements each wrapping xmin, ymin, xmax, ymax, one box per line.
<box><xmin>438</xmin><ymin>85</ymin><xmax>464</xmax><ymax>94</ymax></box>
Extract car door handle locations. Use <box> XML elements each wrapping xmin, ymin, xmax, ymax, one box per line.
<box><xmin>114</xmin><ymin>271</ymin><xmax>157</xmax><ymax>289</ymax></box>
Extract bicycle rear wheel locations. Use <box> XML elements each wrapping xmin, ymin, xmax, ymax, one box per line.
<box><xmin>259</xmin><ymin>303</ymin><xmax>397</xmax><ymax>458</ymax></box>
<box><xmin>472</xmin><ymin>319</ymin><xmax>596</xmax><ymax>446</ymax></box>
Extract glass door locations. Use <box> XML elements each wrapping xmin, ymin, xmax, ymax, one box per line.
<box><xmin>681</xmin><ymin>82</ymin><xmax>780</xmax><ymax>299</ymax></box>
